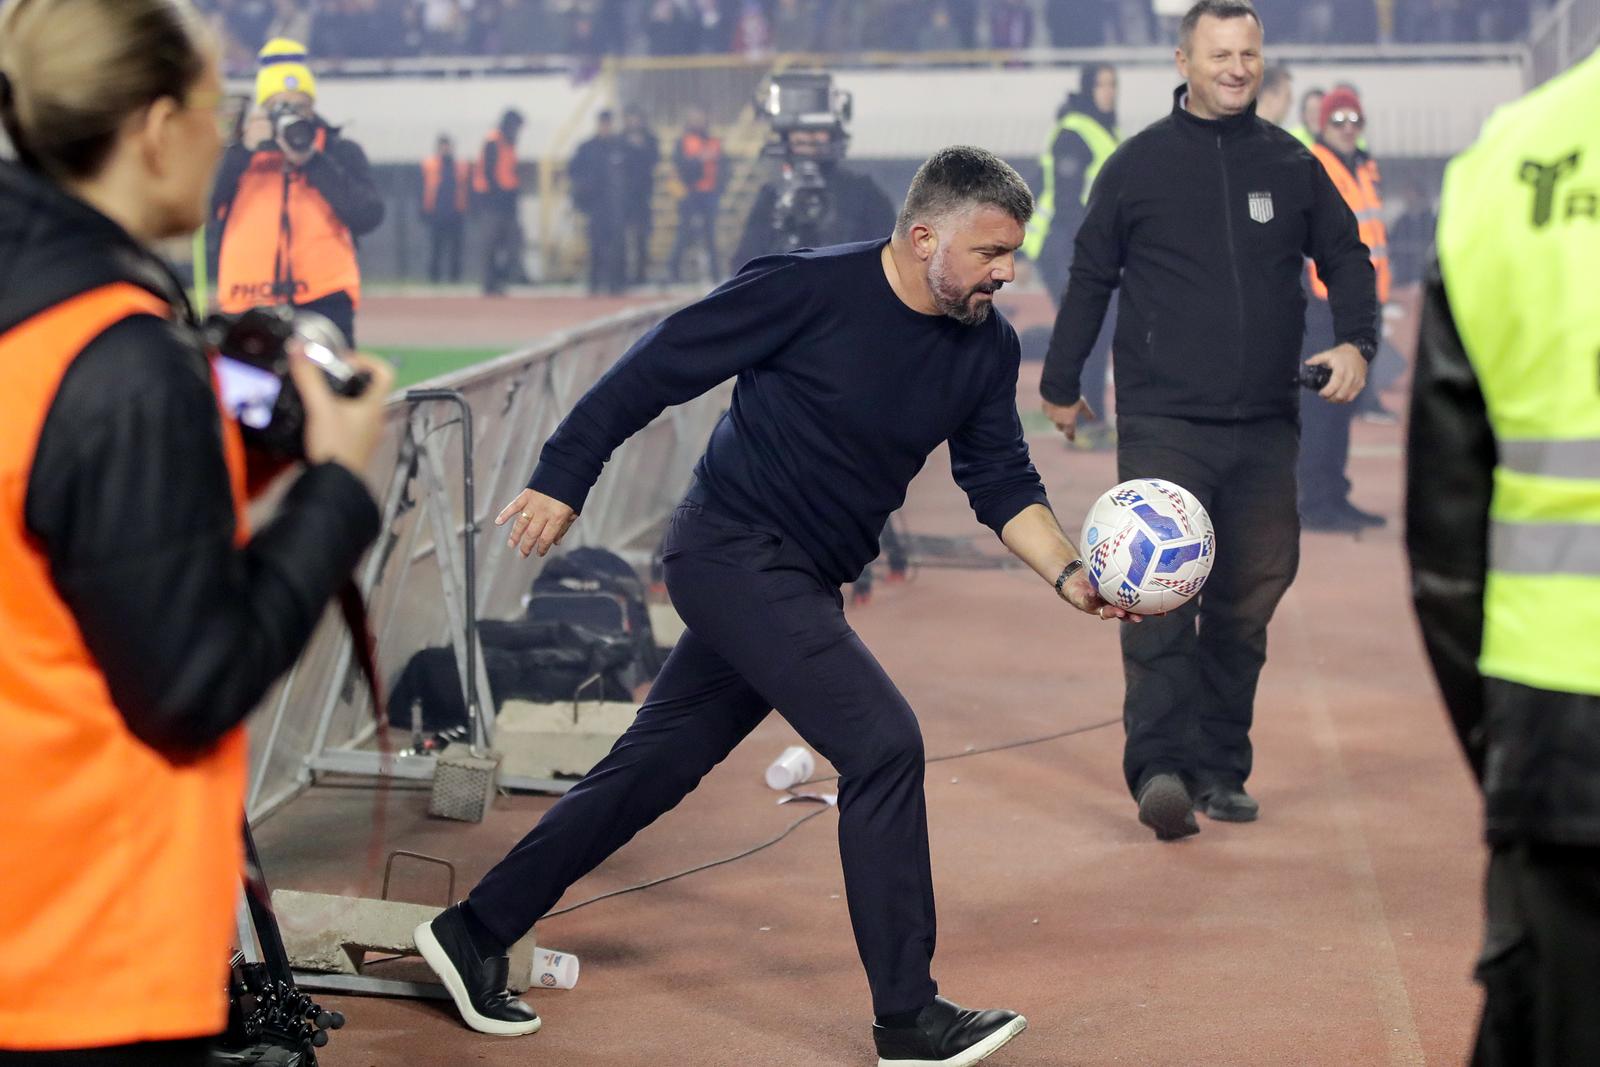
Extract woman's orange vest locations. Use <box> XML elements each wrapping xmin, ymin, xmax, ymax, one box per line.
<box><xmin>0</xmin><ymin>283</ymin><xmax>251</xmax><ymax>1049</ymax></box>
<box><xmin>421</xmin><ymin>154</ymin><xmax>471</xmax><ymax>215</ymax></box>
<box><xmin>217</xmin><ymin>135</ymin><xmax>362</xmax><ymax>313</ymax></box>
<box><xmin>1307</xmin><ymin>144</ymin><xmax>1391</xmax><ymax>304</ymax></box>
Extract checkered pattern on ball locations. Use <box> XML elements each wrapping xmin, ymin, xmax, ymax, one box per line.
<box><xmin>1079</xmin><ymin>478</ymin><xmax>1216</xmax><ymax>615</ymax></box>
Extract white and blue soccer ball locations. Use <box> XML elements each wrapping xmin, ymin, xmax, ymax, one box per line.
<box><xmin>1080</xmin><ymin>478</ymin><xmax>1215</xmax><ymax>615</ymax></box>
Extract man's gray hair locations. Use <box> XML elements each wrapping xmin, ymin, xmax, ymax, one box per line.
<box><xmin>1179</xmin><ymin>0</ymin><xmax>1262</xmax><ymax>51</ymax></box>
<box><xmin>894</xmin><ymin>146</ymin><xmax>1033</xmax><ymax>238</ymax></box>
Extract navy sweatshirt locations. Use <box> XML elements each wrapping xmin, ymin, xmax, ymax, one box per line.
<box><xmin>529</xmin><ymin>240</ymin><xmax>1048</xmax><ymax>585</ymax></box>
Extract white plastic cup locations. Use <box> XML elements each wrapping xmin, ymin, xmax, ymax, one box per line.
<box><xmin>533</xmin><ymin>946</ymin><xmax>579</xmax><ymax>990</ymax></box>
<box><xmin>765</xmin><ymin>745</ymin><xmax>815</xmax><ymax>791</ymax></box>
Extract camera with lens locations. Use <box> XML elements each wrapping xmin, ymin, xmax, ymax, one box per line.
<box><xmin>268</xmin><ymin>102</ymin><xmax>318</xmax><ymax>155</ymax></box>
<box><xmin>206</xmin><ymin>306</ymin><xmax>370</xmax><ymax>459</ymax></box>
<box><xmin>757</xmin><ymin>71</ymin><xmax>852</xmax><ymax>246</ymax></box>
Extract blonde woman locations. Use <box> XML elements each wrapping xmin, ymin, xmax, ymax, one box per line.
<box><xmin>0</xmin><ymin>1</ymin><xmax>392</xmax><ymax>1061</ymax></box>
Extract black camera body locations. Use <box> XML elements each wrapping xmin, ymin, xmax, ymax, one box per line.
<box><xmin>206</xmin><ymin>306</ymin><xmax>370</xmax><ymax>459</ymax></box>
<box><xmin>268</xmin><ymin>103</ymin><xmax>318</xmax><ymax>155</ymax></box>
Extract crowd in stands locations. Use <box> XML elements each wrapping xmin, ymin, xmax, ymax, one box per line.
<box><xmin>198</xmin><ymin>0</ymin><xmax>1537</xmax><ymax>70</ymax></box>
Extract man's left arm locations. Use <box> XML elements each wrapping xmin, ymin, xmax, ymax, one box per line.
<box><xmin>1304</xmin><ymin>160</ymin><xmax>1379</xmax><ymax>402</ymax></box>
<box><xmin>948</xmin><ymin>330</ymin><xmax>1127</xmax><ymax>619</ymax></box>
<box><xmin>303</xmin><ymin>135</ymin><xmax>386</xmax><ymax>237</ymax></box>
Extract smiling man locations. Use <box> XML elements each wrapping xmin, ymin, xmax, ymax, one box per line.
<box><xmin>415</xmin><ymin>147</ymin><xmax>1125</xmax><ymax>1067</ymax></box>
<box><xmin>1039</xmin><ymin>0</ymin><xmax>1379</xmax><ymax>840</ymax></box>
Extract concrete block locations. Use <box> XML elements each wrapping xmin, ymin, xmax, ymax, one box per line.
<box><xmin>271</xmin><ymin>889</ymin><xmax>538</xmax><ymax>992</ymax></box>
<box><xmin>494</xmin><ymin>699</ymin><xmax>638</xmax><ymax>780</ymax></box>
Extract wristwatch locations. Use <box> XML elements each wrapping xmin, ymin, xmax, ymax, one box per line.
<box><xmin>1054</xmin><ymin>559</ymin><xmax>1085</xmax><ymax>600</ymax></box>
<box><xmin>1352</xmin><ymin>337</ymin><xmax>1378</xmax><ymax>362</ymax></box>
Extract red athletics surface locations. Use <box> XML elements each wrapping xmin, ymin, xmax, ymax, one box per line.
<box><xmin>258</xmin><ymin>291</ymin><xmax>1485</xmax><ymax>1066</ymax></box>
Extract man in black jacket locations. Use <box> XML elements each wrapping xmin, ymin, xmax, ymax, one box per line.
<box><xmin>1041</xmin><ymin>0</ymin><xmax>1378</xmax><ymax>840</ymax></box>
<box><xmin>569</xmin><ymin>110</ymin><xmax>630</xmax><ymax>295</ymax></box>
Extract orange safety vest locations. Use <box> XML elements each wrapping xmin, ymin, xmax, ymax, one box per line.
<box><xmin>0</xmin><ymin>283</ymin><xmax>250</xmax><ymax>1050</ymax></box>
<box><xmin>421</xmin><ymin>154</ymin><xmax>471</xmax><ymax>214</ymax></box>
<box><xmin>217</xmin><ymin>132</ymin><xmax>362</xmax><ymax>313</ymax></box>
<box><xmin>1308</xmin><ymin>143</ymin><xmax>1391</xmax><ymax>304</ymax></box>
<box><xmin>680</xmin><ymin>132</ymin><xmax>722</xmax><ymax>193</ymax></box>
<box><xmin>474</xmin><ymin>130</ymin><xmax>518</xmax><ymax>195</ymax></box>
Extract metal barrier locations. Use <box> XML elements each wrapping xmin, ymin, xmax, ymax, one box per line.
<box><xmin>244</xmin><ymin>297</ymin><xmax>714</xmax><ymax>821</ymax></box>
<box><xmin>1529</xmin><ymin>0</ymin><xmax>1600</xmax><ymax>84</ymax></box>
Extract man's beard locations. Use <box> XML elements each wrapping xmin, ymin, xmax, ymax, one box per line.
<box><xmin>927</xmin><ymin>246</ymin><xmax>1000</xmax><ymax>325</ymax></box>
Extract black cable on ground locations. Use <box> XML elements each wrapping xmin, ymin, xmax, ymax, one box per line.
<box><xmin>543</xmin><ymin>805</ymin><xmax>834</xmax><ymax>919</ymax></box>
<box><xmin>540</xmin><ymin>715</ymin><xmax>1122</xmax><ymax>919</ymax></box>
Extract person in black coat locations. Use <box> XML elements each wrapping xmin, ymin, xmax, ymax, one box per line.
<box><xmin>1040</xmin><ymin>0</ymin><xmax>1377</xmax><ymax>840</ymax></box>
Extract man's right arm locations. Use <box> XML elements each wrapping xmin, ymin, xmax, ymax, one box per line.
<box><xmin>1406</xmin><ymin>255</ymin><xmax>1495</xmax><ymax>779</ymax></box>
<box><xmin>530</xmin><ymin>257</ymin><xmax>816</xmax><ymax>512</ymax></box>
<box><xmin>1040</xmin><ymin>146</ymin><xmax>1127</xmax><ymax>405</ymax></box>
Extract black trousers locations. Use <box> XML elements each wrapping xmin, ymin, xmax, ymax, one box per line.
<box><xmin>624</xmin><ymin>211</ymin><xmax>652</xmax><ymax>284</ymax></box>
<box><xmin>1473</xmin><ymin>842</ymin><xmax>1600</xmax><ymax>1067</ymax></box>
<box><xmin>1296</xmin><ymin>300</ymin><xmax>1356</xmax><ymax>515</ymax></box>
<box><xmin>587</xmin><ymin>216</ymin><xmax>628</xmax><ymax>294</ymax></box>
<box><xmin>482</xmin><ymin>198</ymin><xmax>524</xmax><ymax>293</ymax></box>
<box><xmin>468</xmin><ymin>500</ymin><xmax>939</xmax><ymax>1016</ymax></box>
<box><xmin>0</xmin><ymin>1038</ymin><xmax>212</xmax><ymax>1066</ymax></box>
<box><xmin>1115</xmin><ymin>414</ymin><xmax>1300</xmax><ymax>794</ymax></box>
<box><xmin>428</xmin><ymin>214</ymin><xmax>464</xmax><ymax>283</ymax></box>
<box><xmin>668</xmin><ymin>192</ymin><xmax>720</xmax><ymax>283</ymax></box>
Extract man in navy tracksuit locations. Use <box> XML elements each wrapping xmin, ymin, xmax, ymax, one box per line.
<box><xmin>1040</xmin><ymin>0</ymin><xmax>1378</xmax><ymax>841</ymax></box>
<box><xmin>415</xmin><ymin>147</ymin><xmax>1128</xmax><ymax>1067</ymax></box>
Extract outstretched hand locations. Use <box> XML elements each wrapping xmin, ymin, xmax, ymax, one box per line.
<box><xmin>1060</xmin><ymin>571</ymin><xmax>1142</xmax><ymax>623</ymax></box>
<box><xmin>497</xmin><ymin>488</ymin><xmax>577</xmax><ymax>558</ymax></box>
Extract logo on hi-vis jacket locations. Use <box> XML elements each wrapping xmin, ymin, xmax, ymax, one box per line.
<box><xmin>1519</xmin><ymin>152</ymin><xmax>1596</xmax><ymax>228</ymax></box>
<box><xmin>229</xmin><ymin>280</ymin><xmax>309</xmax><ymax>304</ymax></box>
<box><xmin>1247</xmin><ymin>191</ymin><xmax>1274</xmax><ymax>224</ymax></box>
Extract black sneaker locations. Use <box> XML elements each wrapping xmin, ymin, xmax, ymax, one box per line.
<box><xmin>1136</xmin><ymin>773</ymin><xmax>1199</xmax><ymax>841</ymax></box>
<box><xmin>1300</xmin><ymin>507</ymin><xmax>1364</xmax><ymax>533</ymax></box>
<box><xmin>1195</xmin><ymin>783</ymin><xmax>1260</xmax><ymax>822</ymax></box>
<box><xmin>414</xmin><ymin>905</ymin><xmax>541</xmax><ymax>1036</ymax></box>
<box><xmin>873</xmin><ymin>996</ymin><xmax>1027</xmax><ymax>1066</ymax></box>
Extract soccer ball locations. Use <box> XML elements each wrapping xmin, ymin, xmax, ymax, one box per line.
<box><xmin>1080</xmin><ymin>479</ymin><xmax>1215</xmax><ymax>615</ymax></box>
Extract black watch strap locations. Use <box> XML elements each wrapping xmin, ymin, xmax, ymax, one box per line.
<box><xmin>1055</xmin><ymin>559</ymin><xmax>1084</xmax><ymax>598</ymax></box>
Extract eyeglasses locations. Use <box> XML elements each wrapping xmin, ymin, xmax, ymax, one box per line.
<box><xmin>1327</xmin><ymin>110</ymin><xmax>1364</xmax><ymax>128</ymax></box>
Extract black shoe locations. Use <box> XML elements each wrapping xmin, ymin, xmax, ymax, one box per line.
<box><xmin>873</xmin><ymin>996</ymin><xmax>1027</xmax><ymax>1066</ymax></box>
<box><xmin>414</xmin><ymin>905</ymin><xmax>541</xmax><ymax>1036</ymax></box>
<box><xmin>1195</xmin><ymin>782</ymin><xmax>1260</xmax><ymax>822</ymax></box>
<box><xmin>1136</xmin><ymin>773</ymin><xmax>1199</xmax><ymax>841</ymax></box>
<box><xmin>1300</xmin><ymin>506</ymin><xmax>1364</xmax><ymax>533</ymax></box>
<box><xmin>1336</xmin><ymin>500</ymin><xmax>1387</xmax><ymax>529</ymax></box>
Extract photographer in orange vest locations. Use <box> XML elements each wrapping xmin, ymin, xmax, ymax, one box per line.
<box><xmin>1300</xmin><ymin>85</ymin><xmax>1390</xmax><ymax>532</ymax></box>
<box><xmin>0</xmin><ymin>0</ymin><xmax>391</xmax><ymax>1062</ymax></box>
<box><xmin>213</xmin><ymin>38</ymin><xmax>384</xmax><ymax>345</ymax></box>
<box><xmin>421</xmin><ymin>132</ymin><xmax>471</xmax><ymax>284</ymax></box>
<box><xmin>476</xmin><ymin>107</ymin><xmax>526</xmax><ymax>295</ymax></box>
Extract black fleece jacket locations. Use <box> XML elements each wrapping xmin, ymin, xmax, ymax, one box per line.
<box><xmin>0</xmin><ymin>161</ymin><xmax>380</xmax><ymax>757</ymax></box>
<box><xmin>1042</xmin><ymin>88</ymin><xmax>1378</xmax><ymax>420</ymax></box>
